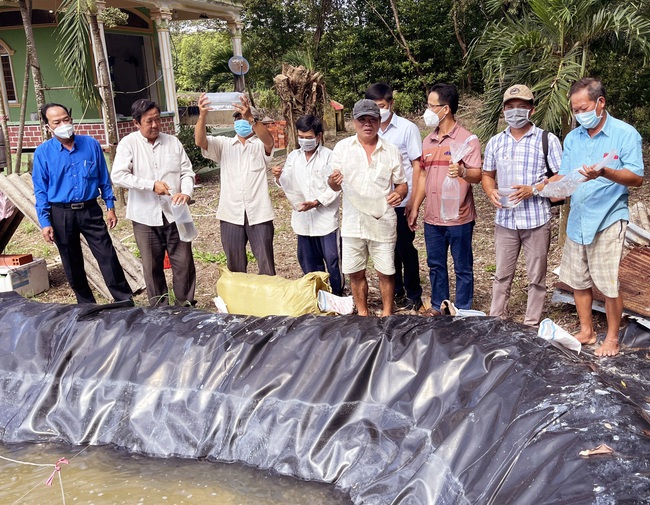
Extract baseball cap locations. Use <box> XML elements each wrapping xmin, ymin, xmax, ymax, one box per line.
<box><xmin>503</xmin><ymin>85</ymin><xmax>534</xmax><ymax>104</ymax></box>
<box><xmin>353</xmin><ymin>99</ymin><xmax>380</xmax><ymax>119</ymax></box>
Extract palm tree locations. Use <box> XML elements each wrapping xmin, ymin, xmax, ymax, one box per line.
<box><xmin>470</xmin><ymin>0</ymin><xmax>650</xmax><ymax>142</ymax></box>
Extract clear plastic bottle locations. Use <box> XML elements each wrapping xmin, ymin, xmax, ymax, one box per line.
<box><xmin>440</xmin><ymin>176</ymin><xmax>460</xmax><ymax>221</ymax></box>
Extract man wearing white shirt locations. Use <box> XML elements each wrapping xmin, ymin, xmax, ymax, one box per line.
<box><xmin>112</xmin><ymin>99</ymin><xmax>196</xmax><ymax>306</ymax></box>
<box><xmin>195</xmin><ymin>93</ymin><xmax>276</xmax><ymax>275</ymax></box>
<box><xmin>328</xmin><ymin>99</ymin><xmax>407</xmax><ymax>316</ymax></box>
<box><xmin>272</xmin><ymin>115</ymin><xmax>343</xmax><ymax>295</ymax></box>
<box><xmin>365</xmin><ymin>83</ymin><xmax>423</xmax><ymax>311</ymax></box>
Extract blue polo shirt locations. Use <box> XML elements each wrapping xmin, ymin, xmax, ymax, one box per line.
<box><xmin>559</xmin><ymin>114</ymin><xmax>643</xmax><ymax>245</ymax></box>
<box><xmin>33</xmin><ymin>134</ymin><xmax>115</xmax><ymax>228</ymax></box>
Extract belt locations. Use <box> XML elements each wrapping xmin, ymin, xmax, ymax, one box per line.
<box><xmin>50</xmin><ymin>199</ymin><xmax>98</xmax><ymax>210</ymax></box>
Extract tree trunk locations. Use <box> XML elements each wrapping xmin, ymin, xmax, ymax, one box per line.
<box><xmin>18</xmin><ymin>0</ymin><xmax>48</xmax><ymax>142</ymax></box>
<box><xmin>88</xmin><ymin>12</ymin><xmax>125</xmax><ymax>204</ymax></box>
<box><xmin>0</xmin><ymin>89</ymin><xmax>11</xmax><ymax>174</ymax></box>
<box><xmin>14</xmin><ymin>49</ymin><xmax>30</xmax><ymax>174</ymax></box>
<box><xmin>452</xmin><ymin>0</ymin><xmax>472</xmax><ymax>89</ymax></box>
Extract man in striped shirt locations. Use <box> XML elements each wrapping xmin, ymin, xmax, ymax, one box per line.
<box><xmin>481</xmin><ymin>84</ymin><xmax>562</xmax><ymax>326</ymax></box>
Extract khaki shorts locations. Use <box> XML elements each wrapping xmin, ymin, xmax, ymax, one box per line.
<box><xmin>559</xmin><ymin>220</ymin><xmax>627</xmax><ymax>298</ymax></box>
<box><xmin>342</xmin><ymin>237</ymin><xmax>396</xmax><ymax>275</ymax></box>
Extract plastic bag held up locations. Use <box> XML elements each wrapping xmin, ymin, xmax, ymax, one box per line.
<box><xmin>540</xmin><ymin>149</ymin><xmax>617</xmax><ymax>198</ymax></box>
<box><xmin>440</xmin><ymin>139</ymin><xmax>472</xmax><ymax>221</ymax></box>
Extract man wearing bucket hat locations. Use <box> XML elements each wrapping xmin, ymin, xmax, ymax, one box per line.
<box><xmin>481</xmin><ymin>84</ymin><xmax>562</xmax><ymax>327</ymax></box>
<box><xmin>112</xmin><ymin>99</ymin><xmax>196</xmax><ymax>307</ymax></box>
<box><xmin>195</xmin><ymin>93</ymin><xmax>277</xmax><ymax>276</ymax></box>
<box><xmin>557</xmin><ymin>77</ymin><xmax>643</xmax><ymax>356</ymax></box>
<box><xmin>328</xmin><ymin>99</ymin><xmax>407</xmax><ymax>316</ymax></box>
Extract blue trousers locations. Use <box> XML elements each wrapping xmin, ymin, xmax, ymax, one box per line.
<box><xmin>297</xmin><ymin>230</ymin><xmax>343</xmax><ymax>296</ymax></box>
<box><xmin>424</xmin><ymin>221</ymin><xmax>474</xmax><ymax>311</ymax></box>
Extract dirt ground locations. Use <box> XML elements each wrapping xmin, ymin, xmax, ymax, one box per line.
<box><xmin>5</xmin><ymin>107</ymin><xmax>650</xmax><ymax>336</ymax></box>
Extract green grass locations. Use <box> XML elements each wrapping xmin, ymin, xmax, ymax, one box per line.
<box><xmin>193</xmin><ymin>249</ymin><xmax>256</xmax><ymax>265</ymax></box>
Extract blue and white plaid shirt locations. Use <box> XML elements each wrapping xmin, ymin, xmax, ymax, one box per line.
<box><xmin>483</xmin><ymin>124</ymin><xmax>562</xmax><ymax>230</ymax></box>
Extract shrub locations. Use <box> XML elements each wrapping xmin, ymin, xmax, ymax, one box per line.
<box><xmin>176</xmin><ymin>124</ymin><xmax>216</xmax><ymax>172</ymax></box>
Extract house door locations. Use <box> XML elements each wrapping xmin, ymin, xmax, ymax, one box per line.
<box><xmin>104</xmin><ymin>33</ymin><xmax>155</xmax><ymax>117</ymax></box>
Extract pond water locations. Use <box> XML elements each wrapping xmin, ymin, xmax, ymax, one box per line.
<box><xmin>0</xmin><ymin>443</ymin><xmax>352</xmax><ymax>505</ymax></box>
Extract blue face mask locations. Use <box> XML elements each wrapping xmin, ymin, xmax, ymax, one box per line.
<box><xmin>234</xmin><ymin>119</ymin><xmax>253</xmax><ymax>137</ymax></box>
<box><xmin>574</xmin><ymin>99</ymin><xmax>603</xmax><ymax>129</ymax></box>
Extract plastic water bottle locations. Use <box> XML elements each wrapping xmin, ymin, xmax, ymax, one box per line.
<box><xmin>440</xmin><ymin>176</ymin><xmax>460</xmax><ymax>221</ymax></box>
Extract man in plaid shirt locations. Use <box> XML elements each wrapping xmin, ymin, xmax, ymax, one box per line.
<box><xmin>481</xmin><ymin>85</ymin><xmax>562</xmax><ymax>326</ymax></box>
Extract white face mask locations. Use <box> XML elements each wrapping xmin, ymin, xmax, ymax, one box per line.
<box><xmin>52</xmin><ymin>123</ymin><xmax>75</xmax><ymax>140</ymax></box>
<box><xmin>298</xmin><ymin>137</ymin><xmax>318</xmax><ymax>152</ymax></box>
<box><xmin>504</xmin><ymin>108</ymin><xmax>531</xmax><ymax>129</ymax></box>
<box><xmin>379</xmin><ymin>108</ymin><xmax>392</xmax><ymax>123</ymax></box>
<box><xmin>423</xmin><ymin>108</ymin><xmax>440</xmax><ymax>129</ymax></box>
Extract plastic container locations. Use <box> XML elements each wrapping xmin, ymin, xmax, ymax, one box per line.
<box><xmin>205</xmin><ymin>92</ymin><xmax>244</xmax><ymax>111</ymax></box>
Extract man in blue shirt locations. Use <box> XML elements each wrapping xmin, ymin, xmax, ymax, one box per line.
<box><xmin>32</xmin><ymin>103</ymin><xmax>132</xmax><ymax>304</ymax></box>
<box><xmin>557</xmin><ymin>78</ymin><xmax>643</xmax><ymax>356</ymax></box>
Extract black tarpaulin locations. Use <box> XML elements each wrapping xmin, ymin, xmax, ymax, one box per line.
<box><xmin>0</xmin><ymin>291</ymin><xmax>649</xmax><ymax>504</ymax></box>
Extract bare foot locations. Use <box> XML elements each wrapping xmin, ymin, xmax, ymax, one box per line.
<box><xmin>574</xmin><ymin>330</ymin><xmax>597</xmax><ymax>345</ymax></box>
<box><xmin>595</xmin><ymin>338</ymin><xmax>619</xmax><ymax>357</ymax></box>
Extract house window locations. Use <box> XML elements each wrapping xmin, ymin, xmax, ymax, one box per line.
<box><xmin>0</xmin><ymin>42</ymin><xmax>17</xmax><ymax>103</ymax></box>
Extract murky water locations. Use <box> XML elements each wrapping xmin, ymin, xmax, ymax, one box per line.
<box><xmin>0</xmin><ymin>443</ymin><xmax>352</xmax><ymax>505</ymax></box>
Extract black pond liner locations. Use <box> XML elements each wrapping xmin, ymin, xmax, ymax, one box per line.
<box><xmin>0</xmin><ymin>291</ymin><xmax>649</xmax><ymax>504</ymax></box>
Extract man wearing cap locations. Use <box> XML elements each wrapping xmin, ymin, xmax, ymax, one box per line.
<box><xmin>481</xmin><ymin>85</ymin><xmax>562</xmax><ymax>326</ymax></box>
<box><xmin>408</xmin><ymin>83</ymin><xmax>482</xmax><ymax>316</ymax></box>
<box><xmin>328</xmin><ymin>99</ymin><xmax>407</xmax><ymax>316</ymax></box>
<box><xmin>557</xmin><ymin>77</ymin><xmax>643</xmax><ymax>356</ymax></box>
<box><xmin>195</xmin><ymin>93</ymin><xmax>277</xmax><ymax>275</ymax></box>
<box><xmin>32</xmin><ymin>102</ymin><xmax>133</xmax><ymax>304</ymax></box>
<box><xmin>365</xmin><ymin>83</ymin><xmax>423</xmax><ymax>312</ymax></box>
<box><xmin>112</xmin><ymin>99</ymin><xmax>196</xmax><ymax>307</ymax></box>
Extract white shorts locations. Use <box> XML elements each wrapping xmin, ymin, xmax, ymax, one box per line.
<box><xmin>342</xmin><ymin>237</ymin><xmax>396</xmax><ymax>275</ymax></box>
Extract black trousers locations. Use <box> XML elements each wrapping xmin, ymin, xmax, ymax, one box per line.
<box><xmin>220</xmin><ymin>214</ymin><xmax>275</xmax><ymax>276</ymax></box>
<box><xmin>132</xmin><ymin>216</ymin><xmax>196</xmax><ymax>307</ymax></box>
<box><xmin>394</xmin><ymin>207</ymin><xmax>422</xmax><ymax>302</ymax></box>
<box><xmin>51</xmin><ymin>201</ymin><xmax>132</xmax><ymax>304</ymax></box>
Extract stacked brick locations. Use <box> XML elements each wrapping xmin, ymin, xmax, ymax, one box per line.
<box><xmin>265</xmin><ymin>120</ymin><xmax>287</xmax><ymax>149</ymax></box>
<box><xmin>7</xmin><ymin>116</ymin><xmax>176</xmax><ymax>152</ymax></box>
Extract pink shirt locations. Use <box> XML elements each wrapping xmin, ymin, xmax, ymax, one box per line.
<box><xmin>421</xmin><ymin>122</ymin><xmax>482</xmax><ymax>226</ymax></box>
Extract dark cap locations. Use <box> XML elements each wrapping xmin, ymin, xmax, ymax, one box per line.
<box><xmin>232</xmin><ymin>106</ymin><xmax>261</xmax><ymax>119</ymax></box>
<box><xmin>352</xmin><ymin>99</ymin><xmax>380</xmax><ymax>119</ymax></box>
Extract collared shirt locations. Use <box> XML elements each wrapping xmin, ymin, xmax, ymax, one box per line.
<box><xmin>33</xmin><ymin>134</ymin><xmax>115</xmax><ymax>228</ymax></box>
<box><xmin>560</xmin><ymin>113</ymin><xmax>644</xmax><ymax>245</ymax></box>
<box><xmin>331</xmin><ymin>135</ymin><xmax>406</xmax><ymax>242</ymax></box>
<box><xmin>377</xmin><ymin>113</ymin><xmax>422</xmax><ymax>207</ymax></box>
<box><xmin>112</xmin><ymin>131</ymin><xmax>195</xmax><ymax>227</ymax></box>
<box><xmin>421</xmin><ymin>122</ymin><xmax>482</xmax><ymax>226</ymax></box>
<box><xmin>281</xmin><ymin>145</ymin><xmax>340</xmax><ymax>237</ymax></box>
<box><xmin>483</xmin><ymin>124</ymin><xmax>562</xmax><ymax>230</ymax></box>
<box><xmin>202</xmin><ymin>135</ymin><xmax>274</xmax><ymax>226</ymax></box>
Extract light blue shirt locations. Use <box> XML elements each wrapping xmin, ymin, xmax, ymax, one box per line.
<box><xmin>560</xmin><ymin>114</ymin><xmax>643</xmax><ymax>245</ymax></box>
<box><xmin>377</xmin><ymin>113</ymin><xmax>422</xmax><ymax>207</ymax></box>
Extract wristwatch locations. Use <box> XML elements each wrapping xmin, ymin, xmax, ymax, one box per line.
<box><xmin>532</xmin><ymin>185</ymin><xmax>539</xmax><ymax>197</ymax></box>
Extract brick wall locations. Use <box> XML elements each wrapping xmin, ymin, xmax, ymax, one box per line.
<box><xmin>265</xmin><ymin>120</ymin><xmax>287</xmax><ymax>149</ymax></box>
<box><xmin>7</xmin><ymin>116</ymin><xmax>176</xmax><ymax>152</ymax></box>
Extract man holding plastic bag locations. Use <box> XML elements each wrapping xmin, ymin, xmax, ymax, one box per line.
<box><xmin>481</xmin><ymin>85</ymin><xmax>562</xmax><ymax>326</ymax></box>
<box><xmin>328</xmin><ymin>99</ymin><xmax>407</xmax><ymax>316</ymax></box>
<box><xmin>557</xmin><ymin>78</ymin><xmax>643</xmax><ymax>356</ymax></box>
<box><xmin>112</xmin><ymin>99</ymin><xmax>197</xmax><ymax>306</ymax></box>
<box><xmin>408</xmin><ymin>83</ymin><xmax>482</xmax><ymax>316</ymax></box>
<box><xmin>272</xmin><ymin>115</ymin><xmax>343</xmax><ymax>295</ymax></box>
